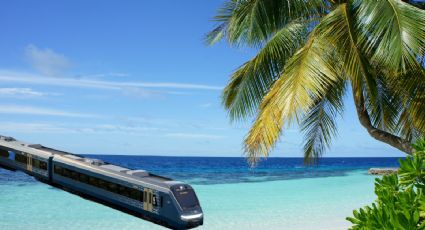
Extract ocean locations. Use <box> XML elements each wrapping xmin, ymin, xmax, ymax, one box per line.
<box><xmin>0</xmin><ymin>156</ymin><xmax>401</xmax><ymax>230</ymax></box>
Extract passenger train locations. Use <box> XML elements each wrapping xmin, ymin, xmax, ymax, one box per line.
<box><xmin>0</xmin><ymin>135</ymin><xmax>203</xmax><ymax>229</ymax></box>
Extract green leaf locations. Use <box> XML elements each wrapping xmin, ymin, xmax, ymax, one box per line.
<box><xmin>354</xmin><ymin>0</ymin><xmax>425</xmax><ymax>73</ymax></box>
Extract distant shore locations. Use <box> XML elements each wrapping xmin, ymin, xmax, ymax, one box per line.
<box><xmin>368</xmin><ymin>168</ymin><xmax>398</xmax><ymax>175</ymax></box>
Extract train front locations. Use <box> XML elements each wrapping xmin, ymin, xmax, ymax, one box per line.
<box><xmin>170</xmin><ymin>184</ymin><xmax>203</xmax><ymax>229</ymax></box>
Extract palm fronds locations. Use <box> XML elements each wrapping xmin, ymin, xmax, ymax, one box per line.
<box><xmin>244</xmin><ymin>34</ymin><xmax>340</xmax><ymax>164</ymax></box>
<box><xmin>223</xmin><ymin>21</ymin><xmax>308</xmax><ymax>121</ymax></box>
<box><xmin>301</xmin><ymin>78</ymin><xmax>346</xmax><ymax>165</ymax></box>
<box><xmin>208</xmin><ymin>0</ymin><xmax>425</xmax><ymax>164</ymax></box>
<box><xmin>206</xmin><ymin>0</ymin><xmax>325</xmax><ymax>47</ymax></box>
<box><xmin>365</xmin><ymin>75</ymin><xmax>402</xmax><ymax>134</ymax></box>
<box><xmin>354</xmin><ymin>0</ymin><xmax>425</xmax><ymax>73</ymax></box>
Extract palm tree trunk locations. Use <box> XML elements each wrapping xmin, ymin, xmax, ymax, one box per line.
<box><xmin>352</xmin><ymin>89</ymin><xmax>413</xmax><ymax>154</ymax></box>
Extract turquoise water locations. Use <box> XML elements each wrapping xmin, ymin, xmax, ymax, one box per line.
<box><xmin>0</xmin><ymin>170</ymin><xmax>377</xmax><ymax>230</ymax></box>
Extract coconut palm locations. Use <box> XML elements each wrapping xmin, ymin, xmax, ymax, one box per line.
<box><xmin>207</xmin><ymin>0</ymin><xmax>425</xmax><ymax>164</ymax></box>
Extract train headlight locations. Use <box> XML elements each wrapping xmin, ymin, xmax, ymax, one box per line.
<box><xmin>180</xmin><ymin>213</ymin><xmax>203</xmax><ymax>221</ymax></box>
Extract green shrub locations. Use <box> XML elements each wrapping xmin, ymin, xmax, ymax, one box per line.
<box><xmin>347</xmin><ymin>139</ymin><xmax>425</xmax><ymax>230</ymax></box>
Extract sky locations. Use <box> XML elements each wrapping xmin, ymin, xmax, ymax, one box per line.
<box><xmin>0</xmin><ymin>0</ymin><xmax>405</xmax><ymax>157</ymax></box>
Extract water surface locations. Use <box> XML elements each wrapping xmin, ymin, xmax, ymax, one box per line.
<box><xmin>0</xmin><ymin>157</ymin><xmax>400</xmax><ymax>230</ymax></box>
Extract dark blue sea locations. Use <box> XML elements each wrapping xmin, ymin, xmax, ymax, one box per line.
<box><xmin>0</xmin><ymin>156</ymin><xmax>401</xmax><ymax>185</ymax></box>
<box><xmin>92</xmin><ymin>156</ymin><xmax>402</xmax><ymax>184</ymax></box>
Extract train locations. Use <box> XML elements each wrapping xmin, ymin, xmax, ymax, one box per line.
<box><xmin>0</xmin><ymin>135</ymin><xmax>203</xmax><ymax>230</ymax></box>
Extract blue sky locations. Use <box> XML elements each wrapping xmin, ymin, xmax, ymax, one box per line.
<box><xmin>0</xmin><ymin>0</ymin><xmax>405</xmax><ymax>157</ymax></box>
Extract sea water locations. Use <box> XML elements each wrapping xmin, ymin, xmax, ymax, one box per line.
<box><xmin>0</xmin><ymin>157</ymin><xmax>401</xmax><ymax>230</ymax></box>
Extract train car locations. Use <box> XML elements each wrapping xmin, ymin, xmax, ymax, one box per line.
<box><xmin>0</xmin><ymin>136</ymin><xmax>52</xmax><ymax>181</ymax></box>
<box><xmin>0</xmin><ymin>136</ymin><xmax>203</xmax><ymax>230</ymax></box>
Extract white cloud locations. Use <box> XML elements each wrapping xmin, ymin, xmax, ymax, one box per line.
<box><xmin>92</xmin><ymin>124</ymin><xmax>163</xmax><ymax>133</ymax></box>
<box><xmin>76</xmin><ymin>72</ymin><xmax>129</xmax><ymax>79</ymax></box>
<box><xmin>121</xmin><ymin>87</ymin><xmax>191</xmax><ymax>98</ymax></box>
<box><xmin>25</xmin><ymin>44</ymin><xmax>71</xmax><ymax>76</ymax></box>
<box><xmin>114</xmin><ymin>116</ymin><xmax>181</xmax><ymax>129</ymax></box>
<box><xmin>0</xmin><ymin>70</ymin><xmax>223</xmax><ymax>91</ymax></box>
<box><xmin>0</xmin><ymin>122</ymin><xmax>72</xmax><ymax>133</ymax></box>
<box><xmin>0</xmin><ymin>105</ymin><xmax>99</xmax><ymax>118</ymax></box>
<box><xmin>0</xmin><ymin>88</ymin><xmax>47</xmax><ymax>97</ymax></box>
<box><xmin>121</xmin><ymin>86</ymin><xmax>163</xmax><ymax>98</ymax></box>
<box><xmin>0</xmin><ymin>122</ymin><xmax>163</xmax><ymax>135</ymax></box>
<box><xmin>165</xmin><ymin>132</ymin><xmax>225</xmax><ymax>139</ymax></box>
<box><xmin>124</xmin><ymin>82</ymin><xmax>222</xmax><ymax>90</ymax></box>
<box><xmin>200</xmin><ymin>103</ymin><xmax>212</xmax><ymax>108</ymax></box>
<box><xmin>0</xmin><ymin>71</ymin><xmax>119</xmax><ymax>90</ymax></box>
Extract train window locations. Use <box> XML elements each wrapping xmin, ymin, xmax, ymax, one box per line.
<box><xmin>0</xmin><ymin>149</ymin><xmax>9</xmax><ymax>158</ymax></box>
<box><xmin>62</xmin><ymin>168</ymin><xmax>71</xmax><ymax>178</ymax></box>
<box><xmin>118</xmin><ymin>185</ymin><xmax>123</xmax><ymax>195</ymax></box>
<box><xmin>106</xmin><ymin>182</ymin><xmax>116</xmax><ymax>193</ymax></box>
<box><xmin>118</xmin><ymin>185</ymin><xmax>130</xmax><ymax>197</ymax></box>
<box><xmin>54</xmin><ymin>165</ymin><xmax>63</xmax><ymax>175</ymax></box>
<box><xmin>39</xmin><ymin>161</ymin><xmax>48</xmax><ymax>170</ymax></box>
<box><xmin>54</xmin><ymin>165</ymin><xmax>62</xmax><ymax>175</ymax></box>
<box><xmin>98</xmin><ymin>179</ymin><xmax>108</xmax><ymax>190</ymax></box>
<box><xmin>15</xmin><ymin>154</ymin><xmax>27</xmax><ymax>164</ymax></box>
<box><xmin>143</xmin><ymin>191</ymin><xmax>147</xmax><ymax>203</ymax></box>
<box><xmin>171</xmin><ymin>186</ymin><xmax>200</xmax><ymax>211</ymax></box>
<box><xmin>152</xmin><ymin>194</ymin><xmax>157</xmax><ymax>206</ymax></box>
<box><xmin>33</xmin><ymin>159</ymin><xmax>40</xmax><ymax>169</ymax></box>
<box><xmin>71</xmin><ymin>171</ymin><xmax>79</xmax><ymax>180</ymax></box>
<box><xmin>79</xmin><ymin>174</ymin><xmax>89</xmax><ymax>183</ymax></box>
<box><xmin>125</xmin><ymin>187</ymin><xmax>131</xmax><ymax>198</ymax></box>
<box><xmin>53</xmin><ymin>167</ymin><xmax>140</xmax><ymax>202</ymax></box>
<box><xmin>89</xmin><ymin>176</ymin><xmax>99</xmax><ymax>187</ymax></box>
<box><xmin>130</xmin><ymin>189</ymin><xmax>141</xmax><ymax>200</ymax></box>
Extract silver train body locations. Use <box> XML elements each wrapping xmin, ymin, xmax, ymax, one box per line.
<box><xmin>0</xmin><ymin>136</ymin><xmax>203</xmax><ymax>229</ymax></box>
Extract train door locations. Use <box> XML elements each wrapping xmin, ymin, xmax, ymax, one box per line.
<box><xmin>143</xmin><ymin>188</ymin><xmax>153</xmax><ymax>212</ymax></box>
<box><xmin>26</xmin><ymin>153</ymin><xmax>33</xmax><ymax>172</ymax></box>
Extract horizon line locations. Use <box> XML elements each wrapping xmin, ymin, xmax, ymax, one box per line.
<box><xmin>81</xmin><ymin>154</ymin><xmax>404</xmax><ymax>158</ymax></box>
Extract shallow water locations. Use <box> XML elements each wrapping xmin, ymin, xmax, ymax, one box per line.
<box><xmin>0</xmin><ymin>157</ymin><xmax>397</xmax><ymax>230</ymax></box>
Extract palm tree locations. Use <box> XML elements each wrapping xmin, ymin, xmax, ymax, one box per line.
<box><xmin>207</xmin><ymin>0</ymin><xmax>425</xmax><ymax>164</ymax></box>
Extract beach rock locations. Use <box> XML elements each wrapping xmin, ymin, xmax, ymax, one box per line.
<box><xmin>368</xmin><ymin>168</ymin><xmax>399</xmax><ymax>175</ymax></box>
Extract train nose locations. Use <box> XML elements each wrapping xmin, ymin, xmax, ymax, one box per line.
<box><xmin>180</xmin><ymin>211</ymin><xmax>203</xmax><ymax>229</ymax></box>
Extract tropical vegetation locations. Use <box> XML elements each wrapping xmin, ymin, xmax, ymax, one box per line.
<box><xmin>207</xmin><ymin>0</ymin><xmax>425</xmax><ymax>164</ymax></box>
<box><xmin>347</xmin><ymin>139</ymin><xmax>425</xmax><ymax>229</ymax></box>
